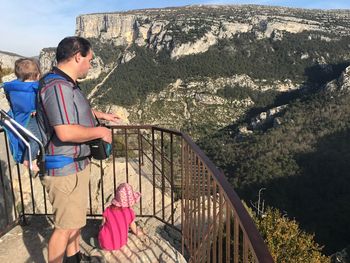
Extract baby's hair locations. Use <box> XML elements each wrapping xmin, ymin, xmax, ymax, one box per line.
<box><xmin>14</xmin><ymin>58</ymin><xmax>41</xmax><ymax>81</ymax></box>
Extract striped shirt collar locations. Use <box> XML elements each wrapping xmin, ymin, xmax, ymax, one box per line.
<box><xmin>52</xmin><ymin>67</ymin><xmax>79</xmax><ymax>87</ymax></box>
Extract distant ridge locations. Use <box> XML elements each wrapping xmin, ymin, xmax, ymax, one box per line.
<box><xmin>0</xmin><ymin>50</ymin><xmax>23</xmax><ymax>57</ymax></box>
<box><xmin>81</xmin><ymin>4</ymin><xmax>350</xmax><ymax>16</ymax></box>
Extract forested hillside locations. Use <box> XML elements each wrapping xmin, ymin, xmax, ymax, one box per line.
<box><xmin>90</xmin><ymin>32</ymin><xmax>350</xmax><ymax>108</ymax></box>
<box><xmin>199</xmin><ymin>73</ymin><xmax>350</xmax><ymax>254</ymax></box>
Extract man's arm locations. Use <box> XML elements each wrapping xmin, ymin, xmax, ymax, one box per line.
<box><xmin>54</xmin><ymin>125</ymin><xmax>112</xmax><ymax>143</ymax></box>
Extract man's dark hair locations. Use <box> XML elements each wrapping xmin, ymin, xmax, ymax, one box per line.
<box><xmin>56</xmin><ymin>36</ymin><xmax>92</xmax><ymax>63</ymax></box>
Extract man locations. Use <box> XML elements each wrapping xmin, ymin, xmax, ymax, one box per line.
<box><xmin>37</xmin><ymin>36</ymin><xmax>119</xmax><ymax>263</ymax></box>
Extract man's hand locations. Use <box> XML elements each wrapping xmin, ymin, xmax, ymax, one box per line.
<box><xmin>100</xmin><ymin>126</ymin><xmax>112</xmax><ymax>144</ymax></box>
<box><xmin>93</xmin><ymin>110</ymin><xmax>121</xmax><ymax>123</ymax></box>
<box><xmin>101</xmin><ymin>113</ymin><xmax>121</xmax><ymax>123</ymax></box>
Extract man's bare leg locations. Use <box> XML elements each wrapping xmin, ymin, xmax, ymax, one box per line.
<box><xmin>47</xmin><ymin>228</ymin><xmax>72</xmax><ymax>263</ymax></box>
<box><xmin>66</xmin><ymin>229</ymin><xmax>80</xmax><ymax>257</ymax></box>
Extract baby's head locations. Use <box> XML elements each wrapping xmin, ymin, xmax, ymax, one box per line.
<box><xmin>111</xmin><ymin>183</ymin><xmax>141</xmax><ymax>208</ymax></box>
<box><xmin>15</xmin><ymin>58</ymin><xmax>41</xmax><ymax>81</ymax></box>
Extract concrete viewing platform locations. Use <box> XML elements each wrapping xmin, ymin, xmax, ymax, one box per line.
<box><xmin>0</xmin><ymin>215</ymin><xmax>187</xmax><ymax>263</ymax></box>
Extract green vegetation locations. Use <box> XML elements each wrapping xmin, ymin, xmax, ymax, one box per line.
<box><xmin>93</xmin><ymin>32</ymin><xmax>350</xmax><ymax>108</ymax></box>
<box><xmin>217</xmin><ymin>85</ymin><xmax>279</xmax><ymax>108</ymax></box>
<box><xmin>249</xmin><ymin>206</ymin><xmax>329</xmax><ymax>262</ymax></box>
<box><xmin>199</xmin><ymin>87</ymin><xmax>350</xmax><ymax>255</ymax></box>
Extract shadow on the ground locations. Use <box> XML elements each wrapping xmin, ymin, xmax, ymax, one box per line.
<box><xmin>21</xmin><ymin>216</ymin><xmax>52</xmax><ymax>263</ymax></box>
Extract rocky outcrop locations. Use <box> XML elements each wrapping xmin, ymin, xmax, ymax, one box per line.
<box><xmin>39</xmin><ymin>48</ymin><xmax>56</xmax><ymax>74</ymax></box>
<box><xmin>0</xmin><ymin>51</ymin><xmax>22</xmax><ymax>69</ymax></box>
<box><xmin>324</xmin><ymin>66</ymin><xmax>350</xmax><ymax>93</ymax></box>
<box><xmin>250</xmin><ymin>105</ymin><xmax>287</xmax><ymax>129</ymax></box>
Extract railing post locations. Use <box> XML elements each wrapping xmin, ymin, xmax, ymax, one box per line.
<box><xmin>137</xmin><ymin>128</ymin><xmax>143</xmax><ymax>215</ymax></box>
<box><xmin>16</xmin><ymin>164</ymin><xmax>27</xmax><ymax>225</ymax></box>
<box><xmin>170</xmin><ymin>133</ymin><xmax>174</xmax><ymax>226</ymax></box>
<box><xmin>4</xmin><ymin>132</ymin><xmax>18</xmax><ymax>220</ymax></box>
<box><xmin>152</xmin><ymin>128</ymin><xmax>156</xmax><ymax>216</ymax></box>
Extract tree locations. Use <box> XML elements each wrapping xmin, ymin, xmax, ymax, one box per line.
<box><xmin>248</xmin><ymin>205</ymin><xmax>329</xmax><ymax>263</ymax></box>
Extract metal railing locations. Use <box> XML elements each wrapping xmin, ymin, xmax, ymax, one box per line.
<box><xmin>0</xmin><ymin>125</ymin><xmax>274</xmax><ymax>263</ymax></box>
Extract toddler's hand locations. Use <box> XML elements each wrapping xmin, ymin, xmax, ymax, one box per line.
<box><xmin>135</xmin><ymin>227</ymin><xmax>145</xmax><ymax>237</ymax></box>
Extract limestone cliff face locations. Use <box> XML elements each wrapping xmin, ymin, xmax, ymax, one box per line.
<box><xmin>74</xmin><ymin>5</ymin><xmax>350</xmax><ymax>59</ymax></box>
<box><xmin>39</xmin><ymin>48</ymin><xmax>56</xmax><ymax>74</ymax></box>
<box><xmin>76</xmin><ymin>14</ymin><xmax>137</xmax><ymax>46</ymax></box>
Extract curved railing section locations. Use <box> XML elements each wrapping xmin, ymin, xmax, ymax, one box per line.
<box><xmin>0</xmin><ymin>125</ymin><xmax>274</xmax><ymax>262</ymax></box>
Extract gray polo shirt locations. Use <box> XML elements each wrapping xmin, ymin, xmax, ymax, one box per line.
<box><xmin>39</xmin><ymin>67</ymin><xmax>96</xmax><ymax>176</ymax></box>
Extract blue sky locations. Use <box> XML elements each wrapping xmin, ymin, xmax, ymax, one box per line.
<box><xmin>1</xmin><ymin>0</ymin><xmax>349</xmax><ymax>56</ymax></box>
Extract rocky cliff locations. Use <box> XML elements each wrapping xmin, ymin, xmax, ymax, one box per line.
<box><xmin>0</xmin><ymin>51</ymin><xmax>22</xmax><ymax>70</ymax></box>
<box><xmin>75</xmin><ymin>5</ymin><xmax>350</xmax><ymax>59</ymax></box>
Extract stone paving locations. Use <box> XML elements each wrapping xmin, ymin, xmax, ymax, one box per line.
<box><xmin>0</xmin><ymin>215</ymin><xmax>187</xmax><ymax>263</ymax></box>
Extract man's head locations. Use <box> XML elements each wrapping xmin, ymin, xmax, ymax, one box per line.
<box><xmin>14</xmin><ymin>58</ymin><xmax>41</xmax><ymax>81</ymax></box>
<box><xmin>56</xmin><ymin>36</ymin><xmax>93</xmax><ymax>80</ymax></box>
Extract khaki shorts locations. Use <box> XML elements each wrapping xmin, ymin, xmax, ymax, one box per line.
<box><xmin>40</xmin><ymin>167</ymin><xmax>90</xmax><ymax>229</ymax></box>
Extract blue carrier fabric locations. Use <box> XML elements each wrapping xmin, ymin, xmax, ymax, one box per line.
<box><xmin>3</xmin><ymin>80</ymin><xmax>39</xmax><ymax>163</ymax></box>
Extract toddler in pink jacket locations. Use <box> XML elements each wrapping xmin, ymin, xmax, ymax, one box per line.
<box><xmin>98</xmin><ymin>183</ymin><xmax>144</xmax><ymax>251</ymax></box>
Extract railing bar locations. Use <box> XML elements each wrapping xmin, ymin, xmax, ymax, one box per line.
<box><xmin>218</xmin><ymin>189</ymin><xmax>223</xmax><ymax>263</ymax></box>
<box><xmin>188</xmin><ymin>148</ymin><xmax>193</xmax><ymax>256</ymax></box>
<box><xmin>29</xmin><ymin>170</ymin><xmax>36</xmax><ymax>214</ymax></box>
<box><xmin>161</xmin><ymin>131</ymin><xmax>165</xmax><ymax>221</ymax></box>
<box><xmin>197</xmin><ymin>160</ymin><xmax>202</xmax><ymax>260</ymax></box>
<box><xmin>184</xmin><ymin>142</ymin><xmax>190</xmax><ymax>250</ymax></box>
<box><xmin>206</xmin><ymin>167</ymin><xmax>211</xmax><ymax>263</ymax></box>
<box><xmin>88</xmin><ymin>180</ymin><xmax>93</xmax><ymax>215</ymax></box>
<box><xmin>140</xmin><ymin>131</ymin><xmax>144</xmax><ymax>165</ymax></box>
<box><xmin>197</xmin><ymin>157</ymin><xmax>202</xmax><ymax>260</ymax></box>
<box><xmin>226</xmin><ymin>202</ymin><xmax>231</xmax><ymax>263</ymax></box>
<box><xmin>181</xmin><ymin>138</ymin><xmax>185</xmax><ymax>255</ymax></box>
<box><xmin>137</xmin><ymin>128</ymin><xmax>143</xmax><ymax>215</ymax></box>
<box><xmin>243</xmin><ymin>233</ymin><xmax>249</xmax><ymax>263</ymax></box>
<box><xmin>124</xmin><ymin>129</ymin><xmax>129</xmax><ymax>183</ymax></box>
<box><xmin>100</xmin><ymin>159</ymin><xmax>105</xmax><ymax>213</ymax></box>
<box><xmin>0</xmin><ymin>156</ymin><xmax>10</xmax><ymax>225</ymax></box>
<box><xmin>4</xmin><ymin>132</ymin><xmax>18</xmax><ymax>219</ymax></box>
<box><xmin>112</xmin><ymin>128</ymin><xmax>117</xmax><ymax>197</ymax></box>
<box><xmin>193</xmin><ymin>154</ymin><xmax>198</xmax><ymax>262</ymax></box>
<box><xmin>234</xmin><ymin>217</ymin><xmax>239</xmax><ymax>263</ymax></box>
<box><xmin>213</xmin><ymin>180</ymin><xmax>217</xmax><ymax>263</ymax></box>
<box><xmin>191</xmin><ymin>148</ymin><xmax>195</xmax><ymax>257</ymax></box>
<box><xmin>16</xmin><ymin>164</ymin><xmax>26</xmax><ymax>223</ymax></box>
<box><xmin>152</xmin><ymin>128</ymin><xmax>156</xmax><ymax>216</ymax></box>
<box><xmin>152</xmin><ymin>126</ymin><xmax>182</xmax><ymax>136</ymax></box>
<box><xmin>170</xmin><ymin>133</ymin><xmax>174</xmax><ymax>226</ymax></box>
<box><xmin>43</xmin><ymin>184</ymin><xmax>48</xmax><ymax>215</ymax></box>
<box><xmin>109</xmin><ymin>124</ymin><xmax>153</xmax><ymax>129</ymax></box>
<box><xmin>201</xmin><ymin>162</ymin><xmax>207</xmax><ymax>262</ymax></box>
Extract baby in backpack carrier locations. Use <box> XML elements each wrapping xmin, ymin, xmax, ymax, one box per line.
<box><xmin>3</xmin><ymin>58</ymin><xmax>41</xmax><ymax>172</ymax></box>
